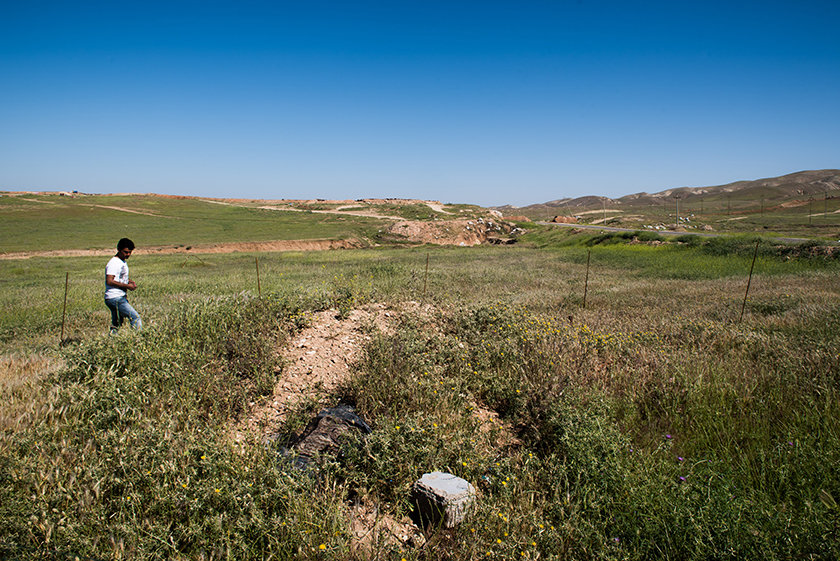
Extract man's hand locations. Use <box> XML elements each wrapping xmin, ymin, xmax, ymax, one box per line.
<box><xmin>127</xmin><ymin>280</ymin><xmax>137</xmax><ymax>290</ymax></box>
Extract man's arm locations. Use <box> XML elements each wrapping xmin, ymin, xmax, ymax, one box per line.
<box><xmin>106</xmin><ymin>274</ymin><xmax>136</xmax><ymax>290</ymax></box>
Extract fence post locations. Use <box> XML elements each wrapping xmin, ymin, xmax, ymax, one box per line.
<box><xmin>583</xmin><ymin>249</ymin><xmax>591</xmax><ymax>309</ymax></box>
<box><xmin>255</xmin><ymin>256</ymin><xmax>261</xmax><ymax>297</ymax></box>
<box><xmin>60</xmin><ymin>272</ymin><xmax>69</xmax><ymax>344</ymax></box>
<box><xmin>738</xmin><ymin>241</ymin><xmax>760</xmax><ymax>324</ymax></box>
<box><xmin>423</xmin><ymin>253</ymin><xmax>429</xmax><ymax>302</ymax></box>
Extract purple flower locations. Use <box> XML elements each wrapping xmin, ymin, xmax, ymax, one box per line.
<box><xmin>677</xmin><ymin>456</ymin><xmax>684</xmax><ymax>462</ymax></box>
<box><xmin>787</xmin><ymin>441</ymin><xmax>794</xmax><ymax>446</ymax></box>
<box><xmin>665</xmin><ymin>434</ymin><xmax>672</xmax><ymax>440</ymax></box>
<box><xmin>613</xmin><ymin>537</ymin><xmax>620</xmax><ymax>543</ymax></box>
<box><xmin>679</xmin><ymin>476</ymin><xmax>686</xmax><ymax>482</ymax></box>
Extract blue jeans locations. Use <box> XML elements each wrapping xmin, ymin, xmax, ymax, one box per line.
<box><xmin>105</xmin><ymin>296</ymin><xmax>142</xmax><ymax>332</ymax></box>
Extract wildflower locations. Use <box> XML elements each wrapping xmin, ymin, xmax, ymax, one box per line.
<box><xmin>677</xmin><ymin>456</ymin><xmax>684</xmax><ymax>462</ymax></box>
<box><xmin>395</xmin><ymin>426</ymin><xmax>400</xmax><ymax>430</ymax></box>
<box><xmin>215</xmin><ymin>488</ymin><xmax>221</xmax><ymax>493</ymax></box>
<box><xmin>665</xmin><ymin>434</ymin><xmax>672</xmax><ymax>440</ymax></box>
<box><xmin>679</xmin><ymin>476</ymin><xmax>686</xmax><ymax>482</ymax></box>
<box><xmin>319</xmin><ymin>544</ymin><xmax>326</xmax><ymax>550</ymax></box>
<box><xmin>497</xmin><ymin>538</ymin><xmax>502</xmax><ymax>544</ymax></box>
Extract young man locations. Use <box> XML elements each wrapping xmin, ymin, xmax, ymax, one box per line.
<box><xmin>104</xmin><ymin>238</ymin><xmax>142</xmax><ymax>333</ymax></box>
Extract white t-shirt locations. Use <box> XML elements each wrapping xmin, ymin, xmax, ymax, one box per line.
<box><xmin>105</xmin><ymin>256</ymin><xmax>129</xmax><ymax>299</ymax></box>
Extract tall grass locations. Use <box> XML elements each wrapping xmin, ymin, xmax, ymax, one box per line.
<box><xmin>2</xmin><ymin>241</ymin><xmax>839</xmax><ymax>559</ymax></box>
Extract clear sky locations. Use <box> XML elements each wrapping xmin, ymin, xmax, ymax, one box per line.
<box><xmin>1</xmin><ymin>1</ymin><xmax>838</xmax><ymax>206</ymax></box>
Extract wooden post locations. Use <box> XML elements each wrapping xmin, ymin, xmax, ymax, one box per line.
<box><xmin>423</xmin><ymin>253</ymin><xmax>429</xmax><ymax>302</ymax></box>
<box><xmin>583</xmin><ymin>249</ymin><xmax>591</xmax><ymax>309</ymax></box>
<box><xmin>738</xmin><ymin>241</ymin><xmax>760</xmax><ymax>324</ymax></box>
<box><xmin>60</xmin><ymin>272</ymin><xmax>69</xmax><ymax>343</ymax></box>
<box><xmin>255</xmin><ymin>256</ymin><xmax>261</xmax><ymax>297</ymax></box>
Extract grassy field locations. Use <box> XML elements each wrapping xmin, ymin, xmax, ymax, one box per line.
<box><xmin>1</xmin><ymin>210</ymin><xmax>839</xmax><ymax>558</ymax></box>
<box><xmin>0</xmin><ymin>194</ymin><xmax>386</xmax><ymax>253</ymax></box>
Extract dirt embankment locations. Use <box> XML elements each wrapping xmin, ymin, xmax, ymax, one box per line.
<box><xmin>384</xmin><ymin>218</ymin><xmax>517</xmax><ymax>246</ymax></box>
<box><xmin>0</xmin><ymin>239</ymin><xmax>363</xmax><ymax>260</ymax></box>
<box><xmin>1</xmin><ymin>217</ymin><xmax>520</xmax><ymax>259</ymax></box>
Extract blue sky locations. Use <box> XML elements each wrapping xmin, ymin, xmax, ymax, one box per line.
<box><xmin>1</xmin><ymin>1</ymin><xmax>838</xmax><ymax>206</ymax></box>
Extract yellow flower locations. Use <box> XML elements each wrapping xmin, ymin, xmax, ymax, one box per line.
<box><xmin>497</xmin><ymin>538</ymin><xmax>502</xmax><ymax>544</ymax></box>
<box><xmin>215</xmin><ymin>488</ymin><xmax>220</xmax><ymax>493</ymax></box>
<box><xmin>318</xmin><ymin>544</ymin><xmax>326</xmax><ymax>550</ymax></box>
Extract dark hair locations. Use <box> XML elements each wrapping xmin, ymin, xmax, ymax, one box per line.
<box><xmin>117</xmin><ymin>238</ymin><xmax>135</xmax><ymax>251</ymax></box>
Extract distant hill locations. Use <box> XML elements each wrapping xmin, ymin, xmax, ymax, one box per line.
<box><xmin>618</xmin><ymin>169</ymin><xmax>840</xmax><ymax>205</ymax></box>
<box><xmin>495</xmin><ymin>169</ymin><xmax>840</xmax><ymax>219</ymax></box>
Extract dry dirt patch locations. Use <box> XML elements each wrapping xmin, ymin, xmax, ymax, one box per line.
<box><xmin>233</xmin><ymin>303</ymin><xmax>395</xmax><ymax>443</ymax></box>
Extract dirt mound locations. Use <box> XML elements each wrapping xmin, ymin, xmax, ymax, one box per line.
<box><xmin>233</xmin><ymin>304</ymin><xmax>395</xmax><ymax>443</ymax></box>
<box><xmin>384</xmin><ymin>218</ymin><xmax>515</xmax><ymax>246</ymax></box>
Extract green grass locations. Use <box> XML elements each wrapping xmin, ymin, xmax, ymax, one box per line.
<box><xmin>2</xmin><ymin>239</ymin><xmax>839</xmax><ymax>559</ymax></box>
<box><xmin>0</xmin><ymin>194</ymin><xmax>384</xmax><ymax>252</ymax></box>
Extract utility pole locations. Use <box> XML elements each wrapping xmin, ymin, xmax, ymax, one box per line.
<box><xmin>675</xmin><ymin>197</ymin><xmax>680</xmax><ymax>229</ymax></box>
<box><xmin>809</xmin><ymin>197</ymin><xmax>813</xmax><ymax>225</ymax></box>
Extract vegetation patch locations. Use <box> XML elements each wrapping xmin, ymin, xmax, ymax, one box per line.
<box><xmin>2</xmin><ymin>235</ymin><xmax>839</xmax><ymax>559</ymax></box>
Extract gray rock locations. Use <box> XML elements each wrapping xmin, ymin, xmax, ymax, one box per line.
<box><xmin>411</xmin><ymin>471</ymin><xmax>476</xmax><ymax>528</ymax></box>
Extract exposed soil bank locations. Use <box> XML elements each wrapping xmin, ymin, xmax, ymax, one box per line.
<box><xmin>0</xmin><ymin>238</ymin><xmax>363</xmax><ymax>260</ymax></box>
